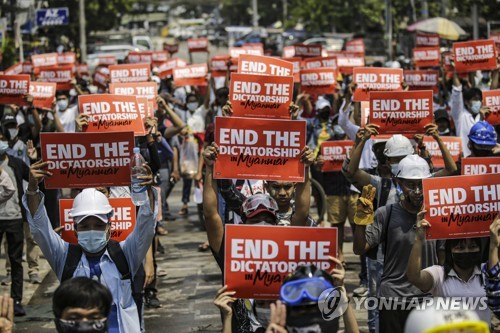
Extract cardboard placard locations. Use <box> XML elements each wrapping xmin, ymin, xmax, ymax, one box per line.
<box><xmin>423</xmin><ymin>136</ymin><xmax>462</xmax><ymax>169</ymax></box>
<box><xmin>352</xmin><ymin>67</ymin><xmax>403</xmax><ymax>101</ymax></box>
<box><xmin>98</xmin><ymin>56</ymin><xmax>117</xmax><ymax>67</ymax></box>
<box><xmin>109</xmin><ymin>63</ymin><xmax>151</xmax><ymax>83</ymax></box>
<box><xmin>224</xmin><ymin>225</ymin><xmax>337</xmax><ymax>299</ymax></box>
<box><xmin>361</xmin><ymin>101</ymin><xmax>370</xmax><ymax>127</ymax></box>
<box><xmin>293</xmin><ymin>44</ymin><xmax>322</xmax><ymax>58</ymax></box>
<box><xmin>282</xmin><ymin>46</ymin><xmax>295</xmax><ymax>58</ymax></box>
<box><xmin>214</xmin><ymin>117</ymin><xmax>306</xmax><ymax>181</ymax></box>
<box><xmin>237</xmin><ymin>54</ymin><xmax>293</xmax><ymax>77</ymax></box>
<box><xmin>127</xmin><ymin>51</ymin><xmax>153</xmax><ymax>64</ymax></box>
<box><xmin>22</xmin><ymin>62</ymin><xmax>33</xmax><ymax>74</ymax></box>
<box><xmin>76</xmin><ymin>64</ymin><xmax>89</xmax><ymax>76</ymax></box>
<box><xmin>78</xmin><ymin>94</ymin><xmax>145</xmax><ymax>136</ymax></box>
<box><xmin>0</xmin><ymin>74</ymin><xmax>30</xmax><ymax>105</ymax></box>
<box><xmin>320</xmin><ymin>141</ymin><xmax>353</xmax><ymax>172</ymax></box>
<box><xmin>59</xmin><ymin>198</ymin><xmax>137</xmax><ymax>244</ymax></box>
<box><xmin>109</xmin><ymin>82</ymin><xmax>158</xmax><ymax>110</ymax></box>
<box><xmin>40</xmin><ymin>132</ymin><xmax>135</xmax><ymax>189</ymax></box>
<box><xmin>152</xmin><ymin>51</ymin><xmax>169</xmax><ymax>64</ymax></box>
<box><xmin>157</xmin><ymin>58</ymin><xmax>187</xmax><ymax>79</ymax></box>
<box><xmin>229</xmin><ymin>46</ymin><xmax>264</xmax><ymax>58</ymax></box>
<box><xmin>4</xmin><ymin>63</ymin><xmax>23</xmax><ymax>75</ymax></box>
<box><xmin>404</xmin><ymin>70</ymin><xmax>439</xmax><ymax>93</ymax></box>
<box><xmin>242</xmin><ymin>43</ymin><xmax>265</xmax><ymax>56</ymax></box>
<box><xmin>173</xmin><ymin>64</ymin><xmax>208</xmax><ymax>86</ymax></box>
<box><xmin>187</xmin><ymin>38</ymin><xmax>209</xmax><ymax>53</ymax></box>
<box><xmin>210</xmin><ymin>55</ymin><xmax>230</xmax><ymax>77</ymax></box>
<box><xmin>300</xmin><ymin>68</ymin><xmax>337</xmax><ymax>94</ymax></box>
<box><xmin>453</xmin><ymin>40</ymin><xmax>498</xmax><ymax>73</ymax></box>
<box><xmin>32</xmin><ymin>53</ymin><xmax>58</xmax><ymax>68</ymax></box>
<box><xmin>346</xmin><ymin>39</ymin><xmax>365</xmax><ymax>54</ymax></box>
<box><xmin>164</xmin><ymin>43</ymin><xmax>179</xmax><ymax>54</ymax></box>
<box><xmin>413</xmin><ymin>47</ymin><xmax>441</xmax><ymax>68</ymax></box>
<box><xmin>369</xmin><ymin>90</ymin><xmax>433</xmax><ymax>135</ymax></box>
<box><xmin>229</xmin><ymin>73</ymin><xmax>293</xmax><ymax>119</ymax></box>
<box><xmin>336</xmin><ymin>52</ymin><xmax>365</xmax><ymax>74</ymax></box>
<box><xmin>304</xmin><ymin>56</ymin><xmax>337</xmax><ymax>70</ymax></box>
<box><xmin>483</xmin><ymin>90</ymin><xmax>500</xmax><ymax>125</ymax></box>
<box><xmin>283</xmin><ymin>57</ymin><xmax>302</xmax><ymax>82</ymax></box>
<box><xmin>57</xmin><ymin>52</ymin><xmax>76</xmax><ymax>65</ymax></box>
<box><xmin>38</xmin><ymin>65</ymin><xmax>74</xmax><ymax>90</ymax></box>
<box><xmin>415</xmin><ymin>33</ymin><xmax>440</xmax><ymax>47</ymax></box>
<box><xmin>93</xmin><ymin>67</ymin><xmax>109</xmax><ymax>89</ymax></box>
<box><xmin>29</xmin><ymin>81</ymin><xmax>57</xmax><ymax>109</ymax></box>
<box><xmin>423</xmin><ymin>174</ymin><xmax>500</xmax><ymax>240</ymax></box>
<box><xmin>491</xmin><ymin>33</ymin><xmax>500</xmax><ymax>47</ymax></box>
<box><xmin>461</xmin><ymin>157</ymin><xmax>500</xmax><ymax>175</ymax></box>
<box><xmin>136</xmin><ymin>96</ymin><xmax>154</xmax><ymax>119</ymax></box>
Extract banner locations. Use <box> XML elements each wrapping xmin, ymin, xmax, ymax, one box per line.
<box><xmin>35</xmin><ymin>7</ymin><xmax>69</xmax><ymax>26</ymax></box>
<box><xmin>127</xmin><ymin>51</ymin><xmax>153</xmax><ymax>64</ymax></box>
<box><xmin>136</xmin><ymin>96</ymin><xmax>154</xmax><ymax>120</ymax></box>
<box><xmin>173</xmin><ymin>64</ymin><xmax>208</xmax><ymax>86</ymax></box>
<box><xmin>304</xmin><ymin>56</ymin><xmax>337</xmax><ymax>70</ymax></box>
<box><xmin>109</xmin><ymin>82</ymin><xmax>158</xmax><ymax>110</ymax></box>
<box><xmin>214</xmin><ymin>117</ymin><xmax>306</xmax><ymax>181</ymax></box>
<box><xmin>423</xmin><ymin>174</ymin><xmax>500</xmax><ymax>240</ymax></box>
<box><xmin>415</xmin><ymin>33</ymin><xmax>440</xmax><ymax>47</ymax></box>
<box><xmin>345</xmin><ymin>39</ymin><xmax>365</xmax><ymax>54</ymax></box>
<box><xmin>187</xmin><ymin>38</ymin><xmax>209</xmax><ymax>52</ymax></box>
<box><xmin>224</xmin><ymin>224</ymin><xmax>337</xmax><ymax>299</ymax></box>
<box><xmin>109</xmin><ymin>63</ymin><xmax>151</xmax><ymax>83</ymax></box>
<box><xmin>422</xmin><ymin>136</ymin><xmax>462</xmax><ymax>169</ymax></box>
<box><xmin>237</xmin><ymin>54</ymin><xmax>293</xmax><ymax>77</ymax></box>
<box><xmin>293</xmin><ymin>44</ymin><xmax>322</xmax><ymax>58</ymax></box>
<box><xmin>283</xmin><ymin>57</ymin><xmax>302</xmax><ymax>82</ymax></box>
<box><xmin>32</xmin><ymin>53</ymin><xmax>58</xmax><ymax>68</ymax></box>
<box><xmin>483</xmin><ymin>90</ymin><xmax>500</xmax><ymax>125</ymax></box>
<box><xmin>157</xmin><ymin>58</ymin><xmax>187</xmax><ymax>79</ymax></box>
<box><xmin>29</xmin><ymin>81</ymin><xmax>57</xmax><ymax>109</ymax></box>
<box><xmin>38</xmin><ymin>65</ymin><xmax>74</xmax><ymax>90</ymax></box>
<box><xmin>40</xmin><ymin>131</ymin><xmax>135</xmax><ymax>189</ymax></box>
<box><xmin>78</xmin><ymin>94</ymin><xmax>145</xmax><ymax>136</ymax></box>
<box><xmin>404</xmin><ymin>70</ymin><xmax>439</xmax><ymax>93</ymax></box>
<box><xmin>369</xmin><ymin>90</ymin><xmax>433</xmax><ymax>135</ymax></box>
<box><xmin>300</xmin><ymin>68</ymin><xmax>337</xmax><ymax>94</ymax></box>
<box><xmin>453</xmin><ymin>40</ymin><xmax>498</xmax><ymax>72</ymax></box>
<box><xmin>335</xmin><ymin>52</ymin><xmax>365</xmax><ymax>74</ymax></box>
<box><xmin>413</xmin><ymin>47</ymin><xmax>440</xmax><ymax>68</ymax></box>
<box><xmin>229</xmin><ymin>73</ymin><xmax>293</xmax><ymax>119</ymax></box>
<box><xmin>0</xmin><ymin>74</ymin><xmax>30</xmax><ymax>105</ymax></box>
<box><xmin>59</xmin><ymin>198</ymin><xmax>136</xmax><ymax>244</ymax></box>
<box><xmin>57</xmin><ymin>52</ymin><xmax>76</xmax><ymax>65</ymax></box>
<box><xmin>98</xmin><ymin>56</ymin><xmax>117</xmax><ymax>67</ymax></box>
<box><xmin>320</xmin><ymin>141</ymin><xmax>353</xmax><ymax>172</ymax></box>
<box><xmin>462</xmin><ymin>157</ymin><xmax>500</xmax><ymax>175</ymax></box>
<box><xmin>352</xmin><ymin>67</ymin><xmax>403</xmax><ymax>101</ymax></box>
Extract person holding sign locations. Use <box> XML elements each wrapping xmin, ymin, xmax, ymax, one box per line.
<box><xmin>467</xmin><ymin>121</ymin><xmax>499</xmax><ymax>158</ymax></box>
<box><xmin>484</xmin><ymin>214</ymin><xmax>500</xmax><ymax>320</ymax></box>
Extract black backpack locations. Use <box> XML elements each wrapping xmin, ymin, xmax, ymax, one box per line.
<box><xmin>365</xmin><ymin>178</ymin><xmax>393</xmax><ymax>260</ymax></box>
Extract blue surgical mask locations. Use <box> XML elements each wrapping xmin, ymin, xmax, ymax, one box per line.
<box><xmin>77</xmin><ymin>230</ymin><xmax>108</xmax><ymax>253</ymax></box>
<box><xmin>391</xmin><ymin>163</ymin><xmax>399</xmax><ymax>176</ymax></box>
<box><xmin>57</xmin><ymin>99</ymin><xmax>69</xmax><ymax>111</ymax></box>
<box><xmin>0</xmin><ymin>141</ymin><xmax>9</xmax><ymax>155</ymax></box>
<box><xmin>470</xmin><ymin>100</ymin><xmax>482</xmax><ymax>115</ymax></box>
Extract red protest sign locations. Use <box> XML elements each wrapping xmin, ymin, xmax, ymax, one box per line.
<box><xmin>229</xmin><ymin>46</ymin><xmax>264</xmax><ymax>58</ymax></box>
<box><xmin>98</xmin><ymin>56</ymin><xmax>117</xmax><ymax>67</ymax></box>
<box><xmin>423</xmin><ymin>136</ymin><xmax>462</xmax><ymax>169</ymax></box>
<box><xmin>164</xmin><ymin>43</ymin><xmax>179</xmax><ymax>55</ymax></box>
<box><xmin>32</xmin><ymin>53</ymin><xmax>58</xmax><ymax>68</ymax></box>
<box><xmin>22</xmin><ymin>61</ymin><xmax>33</xmax><ymax>74</ymax></box>
<box><xmin>40</xmin><ymin>132</ymin><xmax>135</xmax><ymax>189</ymax></box>
<box><xmin>93</xmin><ymin>67</ymin><xmax>109</xmax><ymax>90</ymax></box>
<box><xmin>304</xmin><ymin>56</ymin><xmax>337</xmax><ymax>70</ymax></box>
<box><xmin>404</xmin><ymin>70</ymin><xmax>439</xmax><ymax>93</ymax></box>
<box><xmin>157</xmin><ymin>58</ymin><xmax>187</xmax><ymax>79</ymax></box>
<box><xmin>361</xmin><ymin>101</ymin><xmax>370</xmax><ymax>127</ymax></box>
<box><xmin>224</xmin><ymin>224</ymin><xmax>338</xmax><ymax>299</ymax></box>
<box><xmin>230</xmin><ymin>73</ymin><xmax>293</xmax><ymax>119</ymax></box>
<box><xmin>127</xmin><ymin>51</ymin><xmax>153</xmax><ymax>64</ymax></box>
<box><xmin>57</xmin><ymin>52</ymin><xmax>76</xmax><ymax>65</ymax></box>
<box><xmin>238</xmin><ymin>54</ymin><xmax>293</xmax><ymax>77</ymax></box>
<box><xmin>423</xmin><ymin>174</ymin><xmax>500</xmax><ymax>240</ymax></box>
<box><xmin>38</xmin><ymin>65</ymin><xmax>74</xmax><ymax>90</ymax></box>
<box><xmin>59</xmin><ymin>198</ymin><xmax>136</xmax><ymax>244</ymax></box>
<box><xmin>109</xmin><ymin>63</ymin><xmax>151</xmax><ymax>83</ymax></box>
<box><xmin>453</xmin><ymin>40</ymin><xmax>498</xmax><ymax>72</ymax></box>
<box><xmin>0</xmin><ymin>74</ymin><xmax>30</xmax><ymax>105</ymax></box>
<box><xmin>152</xmin><ymin>51</ymin><xmax>169</xmax><ymax>64</ymax></box>
<box><xmin>4</xmin><ymin>63</ymin><xmax>23</xmax><ymax>75</ymax></box>
<box><xmin>187</xmin><ymin>38</ymin><xmax>209</xmax><ymax>53</ymax></box>
<box><xmin>282</xmin><ymin>46</ymin><xmax>295</xmax><ymax>58</ymax></box>
<box><xmin>320</xmin><ymin>141</ymin><xmax>353</xmax><ymax>172</ymax></box>
<box><xmin>293</xmin><ymin>44</ymin><xmax>322</xmax><ymax>58</ymax></box>
<box><xmin>415</xmin><ymin>33</ymin><xmax>440</xmax><ymax>47</ymax></box>
<box><xmin>335</xmin><ymin>52</ymin><xmax>365</xmax><ymax>74</ymax></box>
<box><xmin>29</xmin><ymin>82</ymin><xmax>57</xmax><ymax>109</ymax></box>
<box><xmin>491</xmin><ymin>33</ymin><xmax>500</xmax><ymax>46</ymax></box>
<box><xmin>283</xmin><ymin>57</ymin><xmax>302</xmax><ymax>82</ymax></box>
<box><xmin>109</xmin><ymin>82</ymin><xmax>158</xmax><ymax>110</ymax></box>
<box><xmin>346</xmin><ymin>39</ymin><xmax>365</xmax><ymax>54</ymax></box>
<box><xmin>211</xmin><ymin>55</ymin><xmax>230</xmax><ymax>77</ymax></box>
<box><xmin>136</xmin><ymin>97</ymin><xmax>154</xmax><ymax>120</ymax></box>
<box><xmin>483</xmin><ymin>90</ymin><xmax>500</xmax><ymax>125</ymax></box>
<box><xmin>214</xmin><ymin>117</ymin><xmax>306</xmax><ymax>181</ymax></box>
<box><xmin>78</xmin><ymin>94</ymin><xmax>145</xmax><ymax>136</ymax></box>
<box><xmin>300</xmin><ymin>68</ymin><xmax>337</xmax><ymax>94</ymax></box>
<box><xmin>413</xmin><ymin>47</ymin><xmax>440</xmax><ymax>68</ymax></box>
<box><xmin>352</xmin><ymin>67</ymin><xmax>403</xmax><ymax>101</ymax></box>
<box><xmin>242</xmin><ymin>43</ymin><xmax>265</xmax><ymax>56</ymax></box>
<box><xmin>76</xmin><ymin>64</ymin><xmax>89</xmax><ymax>76</ymax></box>
<box><xmin>462</xmin><ymin>157</ymin><xmax>500</xmax><ymax>175</ymax></box>
<box><xmin>173</xmin><ymin>64</ymin><xmax>208</xmax><ymax>86</ymax></box>
<box><xmin>369</xmin><ymin>90</ymin><xmax>433</xmax><ymax>135</ymax></box>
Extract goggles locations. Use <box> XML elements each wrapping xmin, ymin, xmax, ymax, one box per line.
<box><xmin>242</xmin><ymin>194</ymin><xmax>278</xmax><ymax>218</ymax></box>
<box><xmin>280</xmin><ymin>277</ymin><xmax>334</xmax><ymax>306</ymax></box>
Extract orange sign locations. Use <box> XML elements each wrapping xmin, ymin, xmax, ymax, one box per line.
<box><xmin>98</xmin><ymin>56</ymin><xmax>117</xmax><ymax>67</ymax></box>
<box><xmin>224</xmin><ymin>224</ymin><xmax>338</xmax><ymax>299</ymax></box>
<box><xmin>300</xmin><ymin>68</ymin><xmax>337</xmax><ymax>94</ymax></box>
<box><xmin>4</xmin><ymin>63</ymin><xmax>22</xmax><ymax>75</ymax></box>
<box><xmin>423</xmin><ymin>136</ymin><xmax>462</xmax><ymax>169</ymax></box>
<box><xmin>404</xmin><ymin>70</ymin><xmax>439</xmax><ymax>93</ymax></box>
<box><xmin>282</xmin><ymin>46</ymin><xmax>296</xmax><ymax>58</ymax></box>
<box><xmin>78</xmin><ymin>94</ymin><xmax>145</xmax><ymax>136</ymax></box>
<box><xmin>173</xmin><ymin>64</ymin><xmax>208</xmax><ymax>86</ymax></box>
<box><xmin>57</xmin><ymin>52</ymin><xmax>76</xmax><ymax>65</ymax></box>
<box><xmin>242</xmin><ymin>43</ymin><xmax>265</xmax><ymax>56</ymax></box>
<box><xmin>109</xmin><ymin>82</ymin><xmax>158</xmax><ymax>110</ymax></box>
<box><xmin>335</xmin><ymin>52</ymin><xmax>365</xmax><ymax>74</ymax></box>
<box><xmin>22</xmin><ymin>61</ymin><xmax>33</xmax><ymax>74</ymax></box>
<box><xmin>157</xmin><ymin>58</ymin><xmax>187</xmax><ymax>79</ymax></box>
<box><xmin>369</xmin><ymin>90</ymin><xmax>433</xmax><ymax>135</ymax></box>
<box><xmin>237</xmin><ymin>54</ymin><xmax>293</xmax><ymax>77</ymax></box>
<box><xmin>453</xmin><ymin>40</ymin><xmax>498</xmax><ymax>72</ymax></box>
<box><xmin>461</xmin><ymin>157</ymin><xmax>500</xmax><ymax>175</ymax></box>
<box><xmin>413</xmin><ymin>47</ymin><xmax>440</xmax><ymax>68</ymax></box>
<box><xmin>214</xmin><ymin>117</ymin><xmax>306</xmax><ymax>181</ymax></box>
<box><xmin>283</xmin><ymin>57</ymin><xmax>302</xmax><ymax>82</ymax></box>
<box><xmin>164</xmin><ymin>43</ymin><xmax>179</xmax><ymax>54</ymax></box>
<box><xmin>483</xmin><ymin>90</ymin><xmax>500</xmax><ymax>125</ymax></box>
<box><xmin>361</xmin><ymin>101</ymin><xmax>370</xmax><ymax>127</ymax></box>
<box><xmin>416</xmin><ymin>33</ymin><xmax>440</xmax><ymax>47</ymax></box>
<box><xmin>59</xmin><ymin>198</ymin><xmax>137</xmax><ymax>244</ymax></box>
<box><xmin>211</xmin><ymin>55</ymin><xmax>230</xmax><ymax>77</ymax></box>
<box><xmin>152</xmin><ymin>51</ymin><xmax>169</xmax><ymax>64</ymax></box>
<box><xmin>136</xmin><ymin>97</ymin><xmax>154</xmax><ymax>119</ymax></box>
<box><xmin>127</xmin><ymin>51</ymin><xmax>153</xmax><ymax>64</ymax></box>
<box><xmin>321</xmin><ymin>141</ymin><xmax>353</xmax><ymax>172</ymax></box>
<box><xmin>293</xmin><ymin>44</ymin><xmax>322</xmax><ymax>58</ymax></box>
<box><xmin>32</xmin><ymin>53</ymin><xmax>58</xmax><ymax>68</ymax></box>
<box><xmin>187</xmin><ymin>38</ymin><xmax>209</xmax><ymax>52</ymax></box>
<box><xmin>76</xmin><ymin>64</ymin><xmax>89</xmax><ymax>76</ymax></box>
<box><xmin>0</xmin><ymin>74</ymin><xmax>30</xmax><ymax>105</ymax></box>
<box><xmin>353</xmin><ymin>67</ymin><xmax>403</xmax><ymax>101</ymax></box>
<box><xmin>93</xmin><ymin>67</ymin><xmax>109</xmax><ymax>89</ymax></box>
<box><xmin>303</xmin><ymin>56</ymin><xmax>337</xmax><ymax>70</ymax></box>
<box><xmin>29</xmin><ymin>82</ymin><xmax>57</xmax><ymax>109</ymax></box>
<box><xmin>38</xmin><ymin>65</ymin><xmax>74</xmax><ymax>90</ymax></box>
<box><xmin>40</xmin><ymin>132</ymin><xmax>135</xmax><ymax>189</ymax></box>
<box><xmin>346</xmin><ymin>39</ymin><xmax>365</xmax><ymax>54</ymax></box>
<box><xmin>109</xmin><ymin>63</ymin><xmax>151</xmax><ymax>83</ymax></box>
<box><xmin>423</xmin><ymin>174</ymin><xmax>500</xmax><ymax>240</ymax></box>
<box><xmin>230</xmin><ymin>73</ymin><xmax>293</xmax><ymax>119</ymax></box>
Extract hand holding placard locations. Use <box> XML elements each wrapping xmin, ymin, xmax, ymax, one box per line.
<box><xmin>354</xmin><ymin>185</ymin><xmax>376</xmax><ymax>226</ymax></box>
<box><xmin>415</xmin><ymin>210</ymin><xmax>431</xmax><ymax>241</ymax></box>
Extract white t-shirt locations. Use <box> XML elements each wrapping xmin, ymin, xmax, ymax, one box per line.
<box><xmin>450</xmin><ymin>85</ymin><xmax>481</xmax><ymax>157</ymax></box>
<box><xmin>56</xmin><ymin>104</ymin><xmax>79</xmax><ymax>133</ymax></box>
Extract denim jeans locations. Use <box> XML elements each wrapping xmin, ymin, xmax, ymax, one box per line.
<box><xmin>367</xmin><ymin>246</ymin><xmax>384</xmax><ymax>332</ymax></box>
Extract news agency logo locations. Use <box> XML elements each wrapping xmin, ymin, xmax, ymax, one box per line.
<box><xmin>317</xmin><ymin>287</ymin><xmax>349</xmax><ymax>321</ymax></box>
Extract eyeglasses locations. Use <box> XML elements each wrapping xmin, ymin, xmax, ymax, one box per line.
<box><xmin>280</xmin><ymin>277</ymin><xmax>334</xmax><ymax>306</ymax></box>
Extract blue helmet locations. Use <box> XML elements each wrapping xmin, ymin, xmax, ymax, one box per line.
<box><xmin>468</xmin><ymin>121</ymin><xmax>497</xmax><ymax>146</ymax></box>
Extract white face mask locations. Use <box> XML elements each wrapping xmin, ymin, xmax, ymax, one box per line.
<box><xmin>187</xmin><ymin>102</ymin><xmax>199</xmax><ymax>112</ymax></box>
<box><xmin>470</xmin><ymin>100</ymin><xmax>482</xmax><ymax>114</ymax></box>
<box><xmin>7</xmin><ymin>128</ymin><xmax>18</xmax><ymax>140</ymax></box>
<box><xmin>391</xmin><ymin>163</ymin><xmax>399</xmax><ymax>176</ymax></box>
<box><xmin>57</xmin><ymin>99</ymin><xmax>69</xmax><ymax>111</ymax></box>
<box><xmin>69</xmin><ymin>88</ymin><xmax>77</xmax><ymax>97</ymax></box>
<box><xmin>438</xmin><ymin>128</ymin><xmax>450</xmax><ymax>135</ymax></box>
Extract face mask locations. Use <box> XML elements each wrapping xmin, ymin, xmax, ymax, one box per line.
<box><xmin>470</xmin><ymin>101</ymin><xmax>482</xmax><ymax>115</ymax></box>
<box><xmin>69</xmin><ymin>88</ymin><xmax>77</xmax><ymax>97</ymax></box>
<box><xmin>55</xmin><ymin>318</ymin><xmax>107</xmax><ymax>333</ymax></box>
<box><xmin>452</xmin><ymin>251</ymin><xmax>481</xmax><ymax>270</ymax></box>
<box><xmin>7</xmin><ymin>128</ymin><xmax>18</xmax><ymax>140</ymax></box>
<box><xmin>77</xmin><ymin>230</ymin><xmax>108</xmax><ymax>253</ymax></box>
<box><xmin>0</xmin><ymin>141</ymin><xmax>9</xmax><ymax>155</ymax></box>
<box><xmin>57</xmin><ymin>99</ymin><xmax>69</xmax><ymax>111</ymax></box>
<box><xmin>287</xmin><ymin>324</ymin><xmax>322</xmax><ymax>333</ymax></box>
<box><xmin>390</xmin><ymin>163</ymin><xmax>399</xmax><ymax>176</ymax></box>
<box><xmin>318</xmin><ymin>110</ymin><xmax>330</xmax><ymax>120</ymax></box>
<box><xmin>187</xmin><ymin>102</ymin><xmax>199</xmax><ymax>112</ymax></box>
<box><xmin>408</xmin><ymin>188</ymin><xmax>424</xmax><ymax>208</ymax></box>
<box><xmin>472</xmin><ymin>145</ymin><xmax>493</xmax><ymax>157</ymax></box>
<box><xmin>438</xmin><ymin>128</ymin><xmax>450</xmax><ymax>135</ymax></box>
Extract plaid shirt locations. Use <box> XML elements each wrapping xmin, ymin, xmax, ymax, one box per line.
<box><xmin>483</xmin><ymin>262</ymin><xmax>500</xmax><ymax>317</ymax></box>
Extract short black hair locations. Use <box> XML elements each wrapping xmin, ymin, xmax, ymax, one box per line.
<box><xmin>215</xmin><ymin>87</ymin><xmax>229</xmax><ymax>99</ymax></box>
<box><xmin>463</xmin><ymin>87</ymin><xmax>482</xmax><ymax>102</ymax></box>
<box><xmin>55</xmin><ymin>90</ymin><xmax>69</xmax><ymax>99</ymax></box>
<box><xmin>53</xmin><ymin>277</ymin><xmax>112</xmax><ymax>319</ymax></box>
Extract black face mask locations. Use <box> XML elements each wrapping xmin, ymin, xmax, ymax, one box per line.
<box><xmin>318</xmin><ymin>110</ymin><xmax>330</xmax><ymax>120</ymax></box>
<box><xmin>472</xmin><ymin>147</ymin><xmax>493</xmax><ymax>157</ymax></box>
<box><xmin>452</xmin><ymin>251</ymin><xmax>481</xmax><ymax>270</ymax></box>
<box><xmin>55</xmin><ymin>318</ymin><xmax>107</xmax><ymax>333</ymax></box>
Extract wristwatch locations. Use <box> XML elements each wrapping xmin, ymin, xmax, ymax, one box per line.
<box><xmin>25</xmin><ymin>187</ymin><xmax>40</xmax><ymax>196</ymax></box>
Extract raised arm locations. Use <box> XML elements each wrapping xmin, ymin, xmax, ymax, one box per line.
<box><xmin>407</xmin><ymin>210</ymin><xmax>434</xmax><ymax>292</ymax></box>
<box><xmin>158</xmin><ymin>95</ymin><xmax>186</xmax><ymax>139</ymax></box>
<box><xmin>424</xmin><ymin>124</ymin><xmax>458</xmax><ymax>176</ymax></box>
<box><xmin>291</xmin><ymin>146</ymin><xmax>314</xmax><ymax>226</ymax></box>
<box><xmin>353</xmin><ymin>185</ymin><xmax>376</xmax><ymax>255</ymax></box>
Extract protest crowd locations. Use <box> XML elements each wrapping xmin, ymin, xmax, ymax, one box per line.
<box><xmin>0</xmin><ymin>25</ymin><xmax>500</xmax><ymax>333</ymax></box>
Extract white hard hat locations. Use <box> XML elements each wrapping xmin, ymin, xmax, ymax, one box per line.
<box><xmin>383</xmin><ymin>134</ymin><xmax>414</xmax><ymax>157</ymax></box>
<box><xmin>404</xmin><ymin>307</ymin><xmax>488</xmax><ymax>333</ymax></box>
<box><xmin>70</xmin><ymin>188</ymin><xmax>114</xmax><ymax>224</ymax></box>
<box><xmin>396</xmin><ymin>154</ymin><xmax>432</xmax><ymax>179</ymax></box>
<box><xmin>315</xmin><ymin>97</ymin><xmax>331</xmax><ymax>110</ymax></box>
